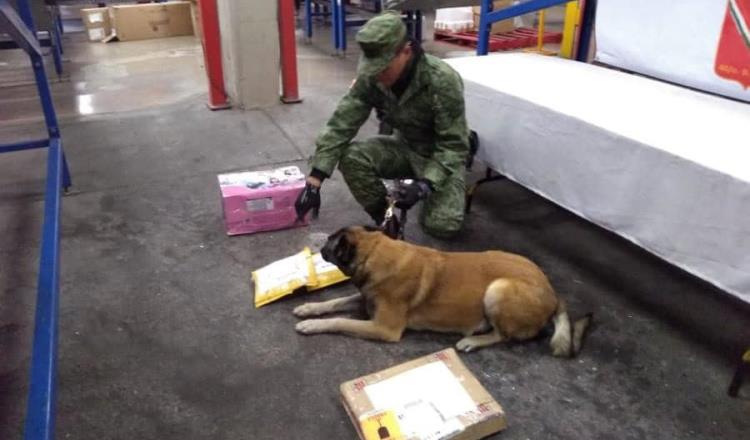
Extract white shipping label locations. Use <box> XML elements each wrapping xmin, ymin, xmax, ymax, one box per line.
<box><xmin>246</xmin><ymin>198</ymin><xmax>273</xmax><ymax>212</ymax></box>
<box><xmin>88</xmin><ymin>28</ymin><xmax>105</xmax><ymax>41</ymax></box>
<box><xmin>253</xmin><ymin>251</ymin><xmax>309</xmax><ymax>296</ymax></box>
<box><xmin>364</xmin><ymin>361</ymin><xmax>475</xmax><ymax>439</ymax></box>
<box><xmin>89</xmin><ymin>12</ymin><xmax>104</xmax><ymax>23</ymax></box>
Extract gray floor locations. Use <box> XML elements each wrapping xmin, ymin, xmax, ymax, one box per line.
<box><xmin>1</xmin><ymin>20</ymin><xmax>749</xmax><ymax>440</ymax></box>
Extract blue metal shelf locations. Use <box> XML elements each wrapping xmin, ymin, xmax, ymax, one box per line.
<box><xmin>0</xmin><ymin>1</ymin><xmax>72</xmax><ymax>439</ymax></box>
<box><xmin>0</xmin><ymin>1</ymin><xmax>63</xmax><ymax>75</ymax></box>
<box><xmin>304</xmin><ymin>0</ymin><xmax>421</xmax><ymax>55</ymax></box>
<box><xmin>476</xmin><ymin>0</ymin><xmax>589</xmax><ymax>56</ymax></box>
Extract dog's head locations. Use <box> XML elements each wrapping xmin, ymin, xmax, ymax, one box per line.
<box><xmin>321</xmin><ymin>226</ymin><xmax>382</xmax><ymax>276</ymax></box>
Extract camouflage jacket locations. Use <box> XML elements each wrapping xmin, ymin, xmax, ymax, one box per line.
<box><xmin>310</xmin><ymin>53</ymin><xmax>470</xmax><ymax>188</ymax></box>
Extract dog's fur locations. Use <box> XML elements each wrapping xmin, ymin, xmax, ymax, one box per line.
<box><xmin>294</xmin><ymin>226</ymin><xmax>591</xmax><ymax>356</ymax></box>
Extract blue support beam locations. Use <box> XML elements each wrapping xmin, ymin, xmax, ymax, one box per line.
<box><xmin>0</xmin><ymin>138</ymin><xmax>49</xmax><ymax>154</ymax></box>
<box><xmin>331</xmin><ymin>0</ymin><xmax>339</xmax><ymax>52</ymax></box>
<box><xmin>0</xmin><ymin>1</ymin><xmax>72</xmax><ymax>439</ymax></box>
<box><xmin>303</xmin><ymin>0</ymin><xmax>332</xmax><ymax>41</ymax></box>
<box><xmin>0</xmin><ymin>0</ymin><xmax>42</xmax><ymax>56</ymax></box>
<box><xmin>338</xmin><ymin>0</ymin><xmax>346</xmax><ymax>52</ymax></box>
<box><xmin>477</xmin><ymin>0</ymin><xmax>572</xmax><ymax>55</ymax></box>
<box><xmin>23</xmin><ymin>136</ymin><xmax>64</xmax><ymax>440</ymax></box>
<box><xmin>0</xmin><ymin>31</ymin><xmax>52</xmax><ymax>49</ymax></box>
<box><xmin>305</xmin><ymin>0</ymin><xmax>312</xmax><ymax>39</ymax></box>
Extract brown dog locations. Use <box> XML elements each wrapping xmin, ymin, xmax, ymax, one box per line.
<box><xmin>294</xmin><ymin>226</ymin><xmax>591</xmax><ymax>356</ymax></box>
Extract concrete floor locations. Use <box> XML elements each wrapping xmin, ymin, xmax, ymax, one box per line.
<box><xmin>1</xmin><ymin>18</ymin><xmax>749</xmax><ymax>440</ymax></box>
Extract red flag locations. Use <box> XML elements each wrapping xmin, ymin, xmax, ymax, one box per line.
<box><xmin>715</xmin><ymin>0</ymin><xmax>750</xmax><ymax>89</ymax></box>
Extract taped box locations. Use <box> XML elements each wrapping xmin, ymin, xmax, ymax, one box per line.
<box><xmin>218</xmin><ymin>166</ymin><xmax>307</xmax><ymax>236</ymax></box>
<box><xmin>341</xmin><ymin>349</ymin><xmax>507</xmax><ymax>440</ymax></box>
<box><xmin>80</xmin><ymin>7</ymin><xmax>111</xmax><ymax>42</ymax></box>
<box><xmin>108</xmin><ymin>1</ymin><xmax>193</xmax><ymax>42</ymax></box>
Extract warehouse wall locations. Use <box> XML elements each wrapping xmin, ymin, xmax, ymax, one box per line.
<box><xmin>217</xmin><ymin>0</ymin><xmax>280</xmax><ymax>108</ymax></box>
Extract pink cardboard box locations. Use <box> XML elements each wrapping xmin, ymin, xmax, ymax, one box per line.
<box><xmin>218</xmin><ymin>166</ymin><xmax>308</xmax><ymax>236</ymax></box>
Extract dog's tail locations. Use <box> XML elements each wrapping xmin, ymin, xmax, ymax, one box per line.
<box><xmin>549</xmin><ymin>298</ymin><xmax>593</xmax><ymax>357</ymax></box>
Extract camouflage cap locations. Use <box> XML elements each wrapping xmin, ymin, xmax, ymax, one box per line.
<box><xmin>355</xmin><ymin>11</ymin><xmax>407</xmax><ymax>78</ymax></box>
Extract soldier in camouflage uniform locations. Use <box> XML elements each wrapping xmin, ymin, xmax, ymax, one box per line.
<box><xmin>295</xmin><ymin>11</ymin><xmax>470</xmax><ymax>238</ymax></box>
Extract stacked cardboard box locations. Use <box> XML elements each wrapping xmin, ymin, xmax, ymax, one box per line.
<box><xmin>81</xmin><ymin>7</ymin><xmax>111</xmax><ymax>42</ymax></box>
<box><xmin>81</xmin><ymin>1</ymin><xmax>194</xmax><ymax>43</ymax></box>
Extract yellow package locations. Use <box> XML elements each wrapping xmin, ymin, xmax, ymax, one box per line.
<box><xmin>252</xmin><ymin>248</ymin><xmax>312</xmax><ymax>308</ymax></box>
<box><xmin>252</xmin><ymin>248</ymin><xmax>349</xmax><ymax>308</ymax></box>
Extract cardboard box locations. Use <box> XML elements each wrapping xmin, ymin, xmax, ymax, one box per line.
<box><xmin>341</xmin><ymin>349</ymin><xmax>507</xmax><ymax>440</ymax></box>
<box><xmin>109</xmin><ymin>1</ymin><xmax>194</xmax><ymax>42</ymax></box>
<box><xmin>80</xmin><ymin>7</ymin><xmax>111</xmax><ymax>42</ymax></box>
<box><xmin>473</xmin><ymin>1</ymin><xmax>516</xmax><ymax>35</ymax></box>
<box><xmin>217</xmin><ymin>166</ymin><xmax>307</xmax><ymax>236</ymax></box>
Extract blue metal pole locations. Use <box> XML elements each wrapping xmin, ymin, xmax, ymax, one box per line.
<box><xmin>0</xmin><ymin>0</ymin><xmax>43</xmax><ymax>56</ymax></box>
<box><xmin>56</xmin><ymin>10</ymin><xmax>63</xmax><ymax>36</ymax></box>
<box><xmin>62</xmin><ymin>152</ymin><xmax>71</xmax><ymax>191</ymax></box>
<box><xmin>477</xmin><ymin>0</ymin><xmax>493</xmax><ymax>55</ymax></box>
<box><xmin>15</xmin><ymin>0</ymin><xmax>35</xmax><ymax>32</ymax></box>
<box><xmin>23</xmin><ymin>137</ymin><xmax>63</xmax><ymax>440</ymax></box>
<box><xmin>485</xmin><ymin>0</ymin><xmax>570</xmax><ymax>23</ymax></box>
<box><xmin>339</xmin><ymin>0</ymin><xmax>346</xmax><ymax>52</ymax></box>
<box><xmin>51</xmin><ymin>35</ymin><xmax>63</xmax><ymax>77</ymax></box>
<box><xmin>31</xmin><ymin>51</ymin><xmax>60</xmax><ymax>139</ymax></box>
<box><xmin>331</xmin><ymin>0</ymin><xmax>339</xmax><ymax>53</ymax></box>
<box><xmin>305</xmin><ymin>0</ymin><xmax>312</xmax><ymax>39</ymax></box>
<box><xmin>0</xmin><ymin>138</ymin><xmax>49</xmax><ymax>153</ymax></box>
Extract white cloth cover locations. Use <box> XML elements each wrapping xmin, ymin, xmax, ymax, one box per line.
<box><xmin>446</xmin><ymin>53</ymin><xmax>750</xmax><ymax>302</ymax></box>
<box><xmin>595</xmin><ymin>0</ymin><xmax>750</xmax><ymax>103</ymax></box>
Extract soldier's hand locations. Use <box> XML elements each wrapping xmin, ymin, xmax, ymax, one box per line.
<box><xmin>295</xmin><ymin>178</ymin><xmax>321</xmax><ymax>222</ymax></box>
<box><xmin>394</xmin><ymin>180</ymin><xmax>433</xmax><ymax>210</ymax></box>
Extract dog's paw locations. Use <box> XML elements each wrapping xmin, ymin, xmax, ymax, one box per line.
<box><xmin>456</xmin><ymin>337</ymin><xmax>480</xmax><ymax>353</ymax></box>
<box><xmin>293</xmin><ymin>303</ymin><xmax>320</xmax><ymax>318</ymax></box>
<box><xmin>295</xmin><ymin>319</ymin><xmax>326</xmax><ymax>335</ymax></box>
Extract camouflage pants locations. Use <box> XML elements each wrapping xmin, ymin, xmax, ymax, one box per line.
<box><xmin>338</xmin><ymin>136</ymin><xmax>465</xmax><ymax>238</ymax></box>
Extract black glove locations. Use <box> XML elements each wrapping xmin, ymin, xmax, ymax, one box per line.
<box><xmin>295</xmin><ymin>183</ymin><xmax>321</xmax><ymax>222</ymax></box>
<box><xmin>394</xmin><ymin>180</ymin><xmax>433</xmax><ymax>210</ymax></box>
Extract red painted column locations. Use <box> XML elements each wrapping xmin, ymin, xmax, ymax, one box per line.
<box><xmin>198</xmin><ymin>0</ymin><xmax>231</xmax><ymax>110</ymax></box>
<box><xmin>279</xmin><ymin>0</ymin><xmax>303</xmax><ymax>103</ymax></box>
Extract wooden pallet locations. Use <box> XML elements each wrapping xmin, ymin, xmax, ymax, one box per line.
<box><xmin>434</xmin><ymin>28</ymin><xmax>562</xmax><ymax>52</ymax></box>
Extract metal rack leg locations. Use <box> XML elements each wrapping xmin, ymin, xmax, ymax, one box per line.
<box><xmin>331</xmin><ymin>0</ymin><xmax>339</xmax><ymax>53</ymax></box>
<box><xmin>51</xmin><ymin>35</ymin><xmax>63</xmax><ymax>77</ymax></box>
<box><xmin>339</xmin><ymin>0</ymin><xmax>346</xmax><ymax>53</ymax></box>
<box><xmin>305</xmin><ymin>0</ymin><xmax>312</xmax><ymax>40</ymax></box>
<box><xmin>62</xmin><ymin>151</ymin><xmax>72</xmax><ymax>190</ymax></box>
<box><xmin>23</xmin><ymin>137</ymin><xmax>63</xmax><ymax>440</ymax></box>
<box><xmin>477</xmin><ymin>0</ymin><xmax>493</xmax><ymax>55</ymax></box>
<box><xmin>0</xmin><ymin>3</ymin><xmax>71</xmax><ymax>438</ymax></box>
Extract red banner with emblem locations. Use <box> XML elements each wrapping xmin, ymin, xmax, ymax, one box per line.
<box><xmin>715</xmin><ymin>0</ymin><xmax>750</xmax><ymax>89</ymax></box>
